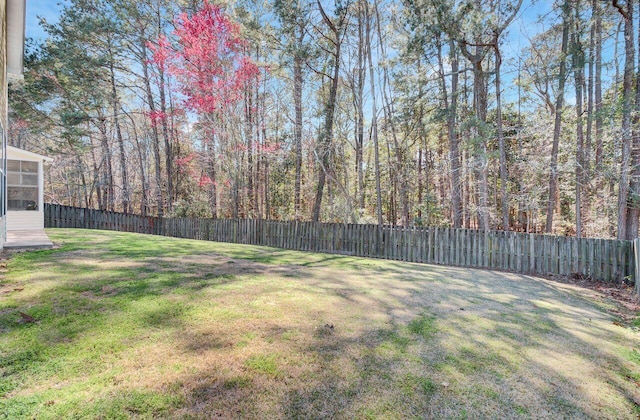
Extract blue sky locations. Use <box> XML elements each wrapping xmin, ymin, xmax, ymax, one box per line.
<box><xmin>22</xmin><ymin>0</ymin><xmax>581</xmax><ymax>107</ymax></box>
<box><xmin>25</xmin><ymin>0</ymin><xmax>67</xmax><ymax>41</ymax></box>
<box><xmin>25</xmin><ymin>0</ymin><xmax>551</xmax><ymax>43</ymax></box>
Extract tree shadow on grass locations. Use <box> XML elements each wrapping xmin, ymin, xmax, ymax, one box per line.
<box><xmin>0</xmin><ymin>237</ymin><xmax>255</xmax><ymax>404</ymax></box>
<box><xmin>269</xmin><ymin>263</ymin><xmax>640</xmax><ymax>418</ymax></box>
<box><xmin>3</xmin><ymin>231</ymin><xmax>640</xmax><ymax>417</ymax></box>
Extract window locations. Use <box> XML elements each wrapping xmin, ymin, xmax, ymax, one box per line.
<box><xmin>7</xmin><ymin>160</ymin><xmax>38</xmax><ymax>211</ymax></box>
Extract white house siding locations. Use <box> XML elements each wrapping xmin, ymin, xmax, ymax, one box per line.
<box><xmin>7</xmin><ymin>210</ymin><xmax>43</xmax><ymax>230</ymax></box>
<box><xmin>1</xmin><ymin>1</ymin><xmax>27</xmax><ymax>244</ymax></box>
<box><xmin>0</xmin><ymin>1</ymin><xmax>7</xmax><ymax>247</ymax></box>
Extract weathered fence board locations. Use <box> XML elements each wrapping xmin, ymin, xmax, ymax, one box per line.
<box><xmin>44</xmin><ymin>204</ymin><xmax>637</xmax><ymax>284</ymax></box>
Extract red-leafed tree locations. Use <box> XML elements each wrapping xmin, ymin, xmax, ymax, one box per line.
<box><xmin>150</xmin><ymin>0</ymin><xmax>259</xmax><ymax>218</ymax></box>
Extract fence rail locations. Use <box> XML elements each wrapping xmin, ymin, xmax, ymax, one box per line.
<box><xmin>44</xmin><ymin>204</ymin><xmax>637</xmax><ymax>284</ymax></box>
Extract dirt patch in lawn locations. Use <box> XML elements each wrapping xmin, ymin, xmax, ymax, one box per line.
<box><xmin>547</xmin><ymin>273</ymin><xmax>640</xmax><ymax>322</ymax></box>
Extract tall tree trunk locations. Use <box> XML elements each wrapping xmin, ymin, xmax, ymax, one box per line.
<box><xmin>264</xmin><ymin>153</ymin><xmax>270</xmax><ymax>218</ymax></box>
<box><xmin>90</xmin><ymin>134</ymin><xmax>103</xmax><ymax>211</ymax></box>
<box><xmin>386</xmin><ymin>136</ymin><xmax>396</xmax><ymax>224</ymax></box>
<box><xmin>439</xmin><ymin>38</ymin><xmax>462</xmax><ymax>228</ymax></box>
<box><xmin>355</xmin><ymin>0</ymin><xmax>366</xmax><ymax>212</ymax></box>
<box><xmin>311</xmin><ymin>1</ymin><xmax>344</xmax><ymax>222</ymax></box>
<box><xmin>366</xmin><ymin>0</ymin><xmax>383</xmax><ymax>227</ymax></box>
<box><xmin>495</xmin><ymin>44</ymin><xmax>509</xmax><ymax>231</ymax></box>
<box><xmin>449</xmin><ymin>41</ymin><xmax>462</xmax><ymax>228</ymax></box>
<box><xmin>545</xmin><ymin>0</ymin><xmax>570</xmax><ymax>233</ymax></box>
<box><xmin>458</xmin><ymin>39</ymin><xmax>490</xmax><ymax>230</ymax></box>
<box><xmin>624</xmin><ymin>0</ymin><xmax>640</xmax><ymax>239</ymax></box>
<box><xmin>155</xmin><ymin>7</ymin><xmax>173</xmax><ymax>213</ymax></box>
<box><xmin>373</xmin><ymin>0</ymin><xmax>407</xmax><ymax>225</ymax></box>
<box><xmin>107</xmin><ymin>41</ymin><xmax>130</xmax><ymax>214</ymax></box>
<box><xmin>586</xmin><ymin>0</ymin><xmax>595</xmax><ymax>175</ymax></box>
<box><xmin>416</xmin><ymin>71</ymin><xmax>427</xmax><ymax>223</ymax></box>
<box><xmin>614</xmin><ymin>0</ymin><xmax>634</xmax><ymax>239</ymax></box>
<box><xmin>594</xmin><ymin>0</ymin><xmax>603</xmax><ymax>171</ymax></box>
<box><xmin>98</xmin><ymin>115</ymin><xmax>115</xmax><ymax>212</ymax></box>
<box><xmin>207</xmin><ymin>120</ymin><xmax>218</xmax><ymax>219</ymax></box>
<box><xmin>245</xmin><ymin>73</ymin><xmax>254</xmax><ymax>218</ymax></box>
<box><xmin>472</xmin><ymin>56</ymin><xmax>490</xmax><ymax>230</ymax></box>
<box><xmin>262</xmin><ymin>73</ymin><xmax>269</xmax><ymax>218</ymax></box>
<box><xmin>76</xmin><ymin>153</ymin><xmax>89</xmax><ymax>209</ymax></box>
<box><xmin>158</xmin><ymin>67</ymin><xmax>173</xmax><ymax>212</ymax></box>
<box><xmin>417</xmin><ymin>144</ymin><xmax>423</xmax><ymax>220</ymax></box>
<box><xmin>584</xmin><ymin>0</ymin><xmax>597</xmax><ymax>230</ymax></box>
<box><xmin>573</xmin><ymin>0</ymin><xmax>585</xmax><ymax>237</ymax></box>
<box><xmin>464</xmin><ymin>149</ymin><xmax>471</xmax><ymax>228</ymax></box>
<box><xmin>293</xmin><ymin>36</ymin><xmax>304</xmax><ymax>220</ymax></box>
<box><xmin>140</xmin><ymin>35</ymin><xmax>164</xmax><ymax>217</ymax></box>
<box><xmin>126</xmin><ymin>111</ymin><xmax>148</xmax><ymax>216</ymax></box>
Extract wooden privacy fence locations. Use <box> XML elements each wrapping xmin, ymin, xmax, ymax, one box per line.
<box><xmin>44</xmin><ymin>204</ymin><xmax>638</xmax><ymax>285</ymax></box>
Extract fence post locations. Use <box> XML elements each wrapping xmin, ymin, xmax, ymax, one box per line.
<box><xmin>529</xmin><ymin>233</ymin><xmax>535</xmax><ymax>273</ymax></box>
<box><xmin>484</xmin><ymin>230</ymin><xmax>490</xmax><ymax>268</ymax></box>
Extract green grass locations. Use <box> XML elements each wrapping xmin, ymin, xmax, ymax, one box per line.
<box><xmin>0</xmin><ymin>228</ymin><xmax>639</xmax><ymax>418</ymax></box>
<box><xmin>408</xmin><ymin>314</ymin><xmax>437</xmax><ymax>339</ymax></box>
<box><xmin>244</xmin><ymin>355</ymin><xmax>280</xmax><ymax>377</ymax></box>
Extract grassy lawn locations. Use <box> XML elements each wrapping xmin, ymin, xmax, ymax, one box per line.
<box><xmin>1</xmin><ymin>229</ymin><xmax>640</xmax><ymax>418</ymax></box>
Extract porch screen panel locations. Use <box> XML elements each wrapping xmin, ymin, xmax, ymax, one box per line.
<box><xmin>7</xmin><ymin>160</ymin><xmax>38</xmax><ymax>211</ymax></box>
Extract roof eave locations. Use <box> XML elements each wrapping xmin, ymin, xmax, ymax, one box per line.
<box><xmin>8</xmin><ymin>145</ymin><xmax>54</xmax><ymax>162</ymax></box>
<box><xmin>7</xmin><ymin>0</ymin><xmax>26</xmax><ymax>77</ymax></box>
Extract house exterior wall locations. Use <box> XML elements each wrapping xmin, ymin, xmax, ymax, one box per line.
<box><xmin>2</xmin><ymin>1</ymin><xmax>27</xmax><ymax>240</ymax></box>
<box><xmin>0</xmin><ymin>2</ymin><xmax>6</xmax><ymax>126</ymax></box>
<box><xmin>0</xmin><ymin>1</ymin><xmax>8</xmax><ymax>247</ymax></box>
<box><xmin>7</xmin><ymin>210</ymin><xmax>43</xmax><ymax>230</ymax></box>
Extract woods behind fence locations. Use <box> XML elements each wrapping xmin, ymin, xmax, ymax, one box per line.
<box><xmin>45</xmin><ymin>204</ymin><xmax>639</xmax><ymax>284</ymax></box>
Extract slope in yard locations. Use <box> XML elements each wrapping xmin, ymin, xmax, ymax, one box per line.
<box><xmin>1</xmin><ymin>229</ymin><xmax>639</xmax><ymax>418</ymax></box>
